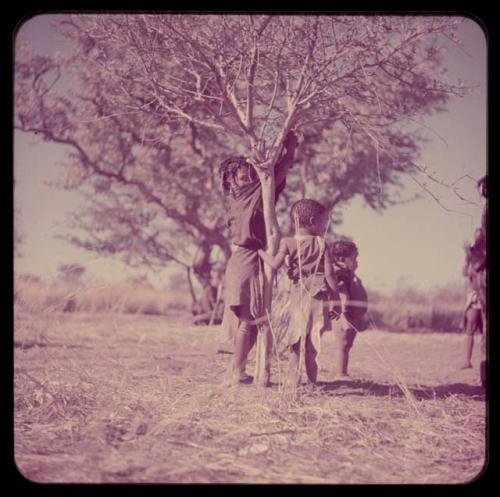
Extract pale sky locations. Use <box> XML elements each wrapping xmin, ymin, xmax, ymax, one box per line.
<box><xmin>14</xmin><ymin>14</ymin><xmax>487</xmax><ymax>292</ymax></box>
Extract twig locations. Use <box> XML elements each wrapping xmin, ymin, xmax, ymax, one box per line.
<box><xmin>408</xmin><ymin>174</ymin><xmax>475</xmax><ymax>219</ymax></box>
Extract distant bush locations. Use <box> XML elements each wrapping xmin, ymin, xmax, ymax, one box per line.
<box><xmin>14</xmin><ymin>273</ymin><xmax>191</xmax><ymax>316</ymax></box>
<box><xmin>14</xmin><ymin>272</ymin><xmax>469</xmax><ymax>332</ymax></box>
<box><xmin>366</xmin><ymin>281</ymin><xmax>466</xmax><ymax>333</ymax></box>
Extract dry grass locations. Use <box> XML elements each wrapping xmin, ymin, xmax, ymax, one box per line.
<box><xmin>14</xmin><ymin>305</ymin><xmax>486</xmax><ymax>484</ymax></box>
<box><xmin>14</xmin><ymin>275</ymin><xmax>190</xmax><ymax>316</ymax></box>
<box><xmin>368</xmin><ymin>283</ymin><xmax>466</xmax><ymax>333</ymax></box>
<box><xmin>14</xmin><ymin>273</ymin><xmax>466</xmax><ymax>333</ymax></box>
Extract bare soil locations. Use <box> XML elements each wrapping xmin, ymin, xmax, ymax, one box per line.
<box><xmin>14</xmin><ymin>311</ymin><xmax>486</xmax><ymax>484</ymax></box>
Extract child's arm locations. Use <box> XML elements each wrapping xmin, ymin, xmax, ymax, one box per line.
<box><xmin>338</xmin><ymin>291</ymin><xmax>349</xmax><ymax>316</ymax></box>
<box><xmin>258</xmin><ymin>249</ymin><xmax>287</xmax><ymax>271</ymax></box>
<box><xmin>258</xmin><ymin>238</ymin><xmax>288</xmax><ymax>271</ymax></box>
<box><xmin>329</xmin><ymin>273</ymin><xmax>353</xmax><ymax>330</ymax></box>
<box><xmin>338</xmin><ymin>291</ymin><xmax>354</xmax><ymax>331</ymax></box>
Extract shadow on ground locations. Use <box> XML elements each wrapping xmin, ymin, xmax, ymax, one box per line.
<box><xmin>315</xmin><ymin>379</ymin><xmax>486</xmax><ymax>401</ymax></box>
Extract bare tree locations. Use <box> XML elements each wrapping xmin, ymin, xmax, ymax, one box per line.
<box><xmin>15</xmin><ymin>14</ymin><xmax>467</xmax><ymax>384</ymax></box>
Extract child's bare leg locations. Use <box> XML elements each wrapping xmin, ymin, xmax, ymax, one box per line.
<box><xmin>462</xmin><ymin>334</ymin><xmax>474</xmax><ymax>369</ymax></box>
<box><xmin>479</xmin><ymin>330</ymin><xmax>486</xmax><ymax>388</ymax></box>
<box><xmin>287</xmin><ymin>342</ymin><xmax>300</xmax><ymax>386</ymax></box>
<box><xmin>343</xmin><ymin>329</ymin><xmax>356</xmax><ymax>375</ymax></box>
<box><xmin>247</xmin><ymin>326</ymin><xmax>258</xmax><ymax>352</ymax></box>
<box><xmin>477</xmin><ymin>272</ymin><xmax>487</xmax><ymax>388</ymax></box>
<box><xmin>461</xmin><ymin>308</ymin><xmax>480</xmax><ymax>368</ymax></box>
<box><xmin>332</xmin><ymin>335</ymin><xmax>343</xmax><ymax>377</ymax></box>
<box><xmin>232</xmin><ymin>306</ymin><xmax>256</xmax><ymax>383</ymax></box>
<box><xmin>333</xmin><ymin>328</ymin><xmax>356</xmax><ymax>377</ymax></box>
<box><xmin>461</xmin><ymin>308</ymin><xmax>476</xmax><ymax>368</ymax></box>
<box><xmin>479</xmin><ymin>309</ymin><xmax>487</xmax><ymax>388</ymax></box>
<box><xmin>305</xmin><ymin>335</ymin><xmax>318</xmax><ymax>383</ymax></box>
<box><xmin>332</xmin><ymin>329</ymin><xmax>348</xmax><ymax>376</ymax></box>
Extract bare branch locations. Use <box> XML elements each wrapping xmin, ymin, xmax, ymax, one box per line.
<box><xmin>408</xmin><ymin>174</ymin><xmax>475</xmax><ymax>219</ymax></box>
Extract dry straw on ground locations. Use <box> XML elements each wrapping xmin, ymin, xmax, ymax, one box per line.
<box><xmin>14</xmin><ymin>302</ymin><xmax>486</xmax><ymax>483</ymax></box>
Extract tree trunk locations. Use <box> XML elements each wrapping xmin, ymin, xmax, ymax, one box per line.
<box><xmin>192</xmin><ymin>241</ymin><xmax>212</xmax><ymax>288</ymax></box>
<box><xmin>186</xmin><ymin>267</ymin><xmax>197</xmax><ymax>307</ymax></box>
<box><xmin>254</xmin><ymin>169</ymin><xmax>280</xmax><ymax>386</ymax></box>
<box><xmin>299</xmin><ymin>160</ymin><xmax>308</xmax><ymax>199</ymax></box>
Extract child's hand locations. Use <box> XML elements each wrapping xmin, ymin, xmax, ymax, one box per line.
<box><xmin>328</xmin><ymin>308</ymin><xmax>341</xmax><ymax>320</ymax></box>
<box><xmin>338</xmin><ymin>313</ymin><xmax>353</xmax><ymax>332</ymax></box>
<box><xmin>329</xmin><ymin>311</ymin><xmax>353</xmax><ymax>331</ymax></box>
<box><xmin>294</xmin><ymin>130</ymin><xmax>305</xmax><ymax>145</ymax></box>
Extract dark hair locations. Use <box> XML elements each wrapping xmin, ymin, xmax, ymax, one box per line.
<box><xmin>477</xmin><ymin>175</ymin><xmax>487</xmax><ymax>197</ymax></box>
<box><xmin>290</xmin><ymin>199</ymin><xmax>327</xmax><ymax>228</ymax></box>
<box><xmin>330</xmin><ymin>239</ymin><xmax>358</xmax><ymax>261</ymax></box>
<box><xmin>219</xmin><ymin>156</ymin><xmax>256</xmax><ymax>195</ymax></box>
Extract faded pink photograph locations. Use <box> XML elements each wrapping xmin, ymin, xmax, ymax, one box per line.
<box><xmin>14</xmin><ymin>13</ymin><xmax>487</xmax><ymax>484</ymax></box>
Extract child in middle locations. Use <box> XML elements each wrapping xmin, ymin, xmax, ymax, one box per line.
<box><xmin>258</xmin><ymin>199</ymin><xmax>338</xmax><ymax>386</ymax></box>
<box><xmin>329</xmin><ymin>239</ymin><xmax>368</xmax><ymax>379</ymax></box>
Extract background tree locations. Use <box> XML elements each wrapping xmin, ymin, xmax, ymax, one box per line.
<box><xmin>15</xmin><ymin>14</ymin><xmax>466</xmax><ymax>253</ymax></box>
<box><xmin>15</xmin><ymin>14</ymin><xmax>467</xmax><ymax>383</ymax></box>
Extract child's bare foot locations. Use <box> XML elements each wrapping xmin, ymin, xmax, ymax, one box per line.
<box><xmin>303</xmin><ymin>382</ymin><xmax>318</xmax><ymax>394</ymax></box>
<box><xmin>334</xmin><ymin>373</ymin><xmax>350</xmax><ymax>380</ymax></box>
<box><xmin>233</xmin><ymin>373</ymin><xmax>253</xmax><ymax>385</ymax></box>
<box><xmin>216</xmin><ymin>341</ymin><xmax>233</xmax><ymax>354</ymax></box>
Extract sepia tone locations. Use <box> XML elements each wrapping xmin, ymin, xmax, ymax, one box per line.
<box><xmin>14</xmin><ymin>14</ymin><xmax>486</xmax><ymax>484</ymax></box>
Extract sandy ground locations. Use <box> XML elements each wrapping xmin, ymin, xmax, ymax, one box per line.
<box><xmin>14</xmin><ymin>311</ymin><xmax>486</xmax><ymax>484</ymax></box>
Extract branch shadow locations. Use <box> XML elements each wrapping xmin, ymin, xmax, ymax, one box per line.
<box><xmin>316</xmin><ymin>379</ymin><xmax>486</xmax><ymax>401</ymax></box>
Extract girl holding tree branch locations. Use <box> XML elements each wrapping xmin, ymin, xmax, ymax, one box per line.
<box><xmin>219</xmin><ymin>131</ymin><xmax>298</xmax><ymax>385</ymax></box>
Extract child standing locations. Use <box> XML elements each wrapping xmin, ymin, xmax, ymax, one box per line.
<box><xmin>219</xmin><ymin>131</ymin><xmax>298</xmax><ymax>384</ymax></box>
<box><xmin>466</xmin><ymin>175</ymin><xmax>487</xmax><ymax>387</ymax></box>
<box><xmin>258</xmin><ymin>199</ymin><xmax>338</xmax><ymax>386</ymax></box>
<box><xmin>329</xmin><ymin>240</ymin><xmax>368</xmax><ymax>379</ymax></box>
<box><xmin>460</xmin><ymin>289</ymin><xmax>483</xmax><ymax>369</ymax></box>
